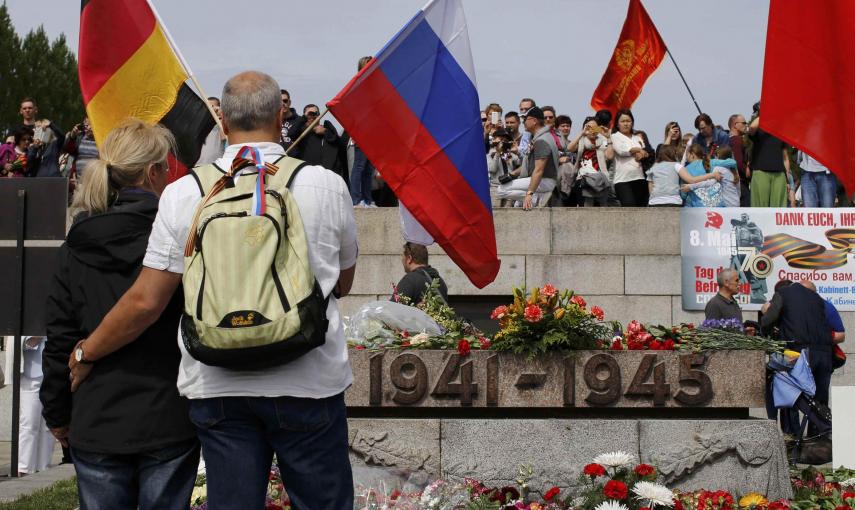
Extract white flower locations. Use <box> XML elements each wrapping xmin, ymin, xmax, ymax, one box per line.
<box><xmin>842</xmin><ymin>478</ymin><xmax>855</xmax><ymax>489</ymax></box>
<box><xmin>410</xmin><ymin>332</ymin><xmax>430</xmax><ymax>346</ymax></box>
<box><xmin>595</xmin><ymin>500</ymin><xmax>630</xmax><ymax>510</ymax></box>
<box><xmin>593</xmin><ymin>451</ymin><xmax>636</xmax><ymax>468</ymax></box>
<box><xmin>632</xmin><ymin>481</ymin><xmax>675</xmax><ymax>508</ymax></box>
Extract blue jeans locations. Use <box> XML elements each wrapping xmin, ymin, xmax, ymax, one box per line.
<box><xmin>189</xmin><ymin>393</ymin><xmax>353</xmax><ymax>510</ymax></box>
<box><xmin>801</xmin><ymin>171</ymin><xmax>837</xmax><ymax>207</ymax></box>
<box><xmin>350</xmin><ymin>146</ymin><xmax>374</xmax><ymax>205</ymax></box>
<box><xmin>73</xmin><ymin>439</ymin><xmax>200</xmax><ymax>510</ymax></box>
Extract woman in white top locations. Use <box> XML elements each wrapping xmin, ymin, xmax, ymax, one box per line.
<box><xmin>610</xmin><ymin>109</ymin><xmax>651</xmax><ymax>206</ymax></box>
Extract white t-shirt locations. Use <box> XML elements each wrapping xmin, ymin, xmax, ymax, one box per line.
<box><xmin>610</xmin><ymin>131</ymin><xmax>646</xmax><ymax>184</ymax></box>
<box><xmin>143</xmin><ymin>142</ymin><xmax>358</xmax><ymax>399</ymax></box>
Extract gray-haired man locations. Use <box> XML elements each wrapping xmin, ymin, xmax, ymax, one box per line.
<box><xmin>705</xmin><ymin>268</ymin><xmax>743</xmax><ymax>322</ymax></box>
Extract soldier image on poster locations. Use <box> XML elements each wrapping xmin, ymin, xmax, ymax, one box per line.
<box><xmin>730</xmin><ymin>213</ymin><xmax>770</xmax><ymax>304</ymax></box>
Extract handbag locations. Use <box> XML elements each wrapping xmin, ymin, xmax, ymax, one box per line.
<box><xmin>833</xmin><ymin>344</ymin><xmax>847</xmax><ymax>370</ymax></box>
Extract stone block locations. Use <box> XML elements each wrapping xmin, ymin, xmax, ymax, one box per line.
<box><xmin>355</xmin><ymin>209</ymin><xmax>403</xmax><ymax>255</ymax></box>
<box><xmin>349</xmin><ymin>418</ymin><xmax>440</xmax><ymax>494</ymax></box>
<box><xmin>625</xmin><ymin>256</ymin><xmax>681</xmax><ymax>295</ymax></box>
<box><xmin>586</xmin><ymin>295</ymin><xmax>672</xmax><ymax>326</ymax></box>
<box><xmin>671</xmin><ymin>296</ymin><xmax>707</xmax><ymax>327</ymax></box>
<box><xmin>440</xmin><ymin>419</ymin><xmax>639</xmax><ymax>494</ymax></box>
<box><xmin>525</xmin><ymin>255</ymin><xmax>624</xmax><ymax>295</ymax></box>
<box><xmin>640</xmin><ymin>419</ymin><xmax>792</xmax><ymax>500</ymax></box>
<box><xmin>346</xmin><ymin>350</ymin><xmax>765</xmax><ymax>409</ymax></box>
<box><xmin>493</xmin><ymin>209</ymin><xmax>551</xmax><ymax>255</ymax></box>
<box><xmin>551</xmin><ymin>208</ymin><xmax>680</xmax><ymax>255</ymax></box>
<box><xmin>350</xmin><ymin>255</ymin><xmax>401</xmax><ymax>295</ymax></box>
<box><xmin>430</xmin><ymin>255</ymin><xmax>525</xmax><ymax>295</ymax></box>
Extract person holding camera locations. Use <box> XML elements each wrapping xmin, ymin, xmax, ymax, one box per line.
<box><xmin>496</xmin><ymin>107</ymin><xmax>558</xmax><ymax>210</ymax></box>
<box><xmin>63</xmin><ymin>118</ymin><xmax>100</xmax><ymax>184</ymax></box>
<box><xmin>567</xmin><ymin>117</ymin><xmax>614</xmax><ymax>207</ymax></box>
<box><xmin>487</xmin><ymin>128</ymin><xmax>520</xmax><ymax>207</ymax></box>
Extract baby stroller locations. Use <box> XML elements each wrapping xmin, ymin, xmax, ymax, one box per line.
<box><xmin>768</xmin><ymin>350</ymin><xmax>832</xmax><ymax>465</ymax></box>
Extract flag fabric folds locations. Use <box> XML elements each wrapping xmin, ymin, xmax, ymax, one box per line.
<box><xmin>327</xmin><ymin>0</ymin><xmax>500</xmax><ymax>289</ymax></box>
<box><xmin>590</xmin><ymin>0</ymin><xmax>666</xmax><ymax>117</ymax></box>
<box><xmin>761</xmin><ymin>0</ymin><xmax>855</xmax><ymax>193</ymax></box>
<box><xmin>78</xmin><ymin>0</ymin><xmax>214</xmax><ymax>180</ymax></box>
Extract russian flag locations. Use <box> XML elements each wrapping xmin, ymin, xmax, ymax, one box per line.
<box><xmin>327</xmin><ymin>0</ymin><xmax>500</xmax><ymax>289</ymax></box>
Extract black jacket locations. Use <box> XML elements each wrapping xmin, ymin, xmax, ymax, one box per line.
<box><xmin>40</xmin><ymin>189</ymin><xmax>195</xmax><ymax>454</ymax></box>
<box><xmin>394</xmin><ymin>265</ymin><xmax>449</xmax><ymax>305</ymax></box>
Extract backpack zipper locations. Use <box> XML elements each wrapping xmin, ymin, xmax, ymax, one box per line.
<box><xmin>195</xmin><ymin>212</ymin><xmax>248</xmax><ymax>320</ymax></box>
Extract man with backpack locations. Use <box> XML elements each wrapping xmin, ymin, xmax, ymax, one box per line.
<box><xmin>66</xmin><ymin>70</ymin><xmax>358</xmax><ymax>508</ymax></box>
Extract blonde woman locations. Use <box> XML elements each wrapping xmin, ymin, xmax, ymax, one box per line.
<box><xmin>41</xmin><ymin>119</ymin><xmax>199</xmax><ymax>510</ymax></box>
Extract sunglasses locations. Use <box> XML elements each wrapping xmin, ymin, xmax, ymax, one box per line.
<box><xmin>306</xmin><ymin>111</ymin><xmax>319</xmax><ymax>117</ymax></box>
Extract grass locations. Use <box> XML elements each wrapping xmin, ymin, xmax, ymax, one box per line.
<box><xmin>0</xmin><ymin>477</ymin><xmax>78</xmax><ymax>510</ymax></box>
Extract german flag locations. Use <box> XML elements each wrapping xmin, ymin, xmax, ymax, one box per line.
<box><xmin>79</xmin><ymin>0</ymin><xmax>215</xmax><ymax>181</ymax></box>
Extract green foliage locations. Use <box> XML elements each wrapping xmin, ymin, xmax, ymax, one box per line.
<box><xmin>0</xmin><ymin>3</ymin><xmax>84</xmax><ymax>133</ymax></box>
<box><xmin>0</xmin><ymin>477</ymin><xmax>78</xmax><ymax>510</ymax></box>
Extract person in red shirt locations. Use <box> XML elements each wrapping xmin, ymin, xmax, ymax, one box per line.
<box><xmin>728</xmin><ymin>114</ymin><xmax>750</xmax><ymax>206</ymax></box>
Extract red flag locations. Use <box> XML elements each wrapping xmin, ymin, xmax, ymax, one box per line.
<box><xmin>761</xmin><ymin>0</ymin><xmax>855</xmax><ymax>193</ymax></box>
<box><xmin>590</xmin><ymin>0</ymin><xmax>666</xmax><ymax>117</ymax></box>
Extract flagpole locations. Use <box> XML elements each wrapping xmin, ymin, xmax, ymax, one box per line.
<box><xmin>146</xmin><ymin>0</ymin><xmax>225</xmax><ymax>134</ymax></box>
<box><xmin>284</xmin><ymin>108</ymin><xmax>330</xmax><ymax>156</ymax></box>
<box><xmin>665</xmin><ymin>48</ymin><xmax>702</xmax><ymax>115</ymax></box>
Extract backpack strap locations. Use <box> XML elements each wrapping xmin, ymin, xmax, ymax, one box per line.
<box><xmin>265</xmin><ymin>155</ymin><xmax>309</xmax><ymax>190</ymax></box>
<box><xmin>189</xmin><ymin>163</ymin><xmax>228</xmax><ymax>196</ymax></box>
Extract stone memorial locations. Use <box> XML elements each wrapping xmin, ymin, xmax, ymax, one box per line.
<box><xmin>345</xmin><ymin>349</ymin><xmax>792</xmax><ymax>500</ymax></box>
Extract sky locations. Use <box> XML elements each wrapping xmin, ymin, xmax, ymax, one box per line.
<box><xmin>6</xmin><ymin>0</ymin><xmax>770</xmax><ymax>140</ymax></box>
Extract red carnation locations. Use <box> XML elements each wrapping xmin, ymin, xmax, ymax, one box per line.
<box><xmin>543</xmin><ymin>487</ymin><xmax>560</xmax><ymax>501</ymax></box>
<box><xmin>570</xmin><ymin>295</ymin><xmax>587</xmax><ymax>308</ymax></box>
<box><xmin>541</xmin><ymin>283</ymin><xmax>558</xmax><ymax>298</ymax></box>
<box><xmin>524</xmin><ymin>304</ymin><xmax>543</xmax><ymax>323</ymax></box>
<box><xmin>768</xmin><ymin>500</ymin><xmax>789</xmax><ymax>510</ymax></box>
<box><xmin>583</xmin><ymin>463</ymin><xmax>606</xmax><ymax>477</ymax></box>
<box><xmin>634</xmin><ymin>464</ymin><xmax>656</xmax><ymax>477</ymax></box>
<box><xmin>843</xmin><ymin>492</ymin><xmax>855</xmax><ymax>502</ymax></box>
<box><xmin>355</xmin><ymin>345</ymin><xmax>365</xmax><ymax>350</ymax></box>
<box><xmin>628</xmin><ymin>339</ymin><xmax>644</xmax><ymax>350</ymax></box>
<box><xmin>649</xmin><ymin>340</ymin><xmax>663</xmax><ymax>350</ymax></box>
<box><xmin>603</xmin><ymin>480</ymin><xmax>628</xmax><ymax>500</ymax></box>
<box><xmin>457</xmin><ymin>339</ymin><xmax>471</xmax><ymax>357</ymax></box>
<box><xmin>491</xmin><ymin>305</ymin><xmax>509</xmax><ymax>320</ymax></box>
<box><xmin>663</xmin><ymin>339</ymin><xmax>676</xmax><ymax>350</ymax></box>
<box><xmin>834</xmin><ymin>506</ymin><xmax>851</xmax><ymax>510</ymax></box>
<box><xmin>640</xmin><ymin>507</ymin><xmax>651</xmax><ymax>510</ymax></box>
<box><xmin>674</xmin><ymin>499</ymin><xmax>685</xmax><ymax>510</ymax></box>
<box><xmin>591</xmin><ymin>305</ymin><xmax>605</xmax><ymax>321</ymax></box>
<box><xmin>390</xmin><ymin>489</ymin><xmax>401</xmax><ymax>500</ymax></box>
<box><xmin>478</xmin><ymin>336</ymin><xmax>491</xmax><ymax>350</ymax></box>
<box><xmin>401</xmin><ymin>341</ymin><xmax>411</xmax><ymax>347</ymax></box>
<box><xmin>611</xmin><ymin>338</ymin><xmax>624</xmax><ymax>350</ymax></box>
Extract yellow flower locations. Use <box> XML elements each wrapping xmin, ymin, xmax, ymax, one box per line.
<box><xmin>739</xmin><ymin>493</ymin><xmax>768</xmax><ymax>508</ymax></box>
<box><xmin>554</xmin><ymin>308</ymin><xmax>565</xmax><ymax>319</ymax></box>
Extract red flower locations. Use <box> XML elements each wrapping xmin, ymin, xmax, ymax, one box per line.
<box><xmin>591</xmin><ymin>306</ymin><xmax>605</xmax><ymax>321</ymax></box>
<box><xmin>603</xmin><ymin>480</ymin><xmax>628</xmax><ymax>500</ymax></box>
<box><xmin>768</xmin><ymin>500</ymin><xmax>789</xmax><ymax>510</ymax></box>
<box><xmin>401</xmin><ymin>330</ymin><xmax>409</xmax><ymax>338</ymax></box>
<box><xmin>674</xmin><ymin>499</ymin><xmax>685</xmax><ymax>510</ymax></box>
<box><xmin>649</xmin><ymin>340</ymin><xmax>663</xmax><ymax>350</ymax></box>
<box><xmin>390</xmin><ymin>489</ymin><xmax>401</xmax><ymax>500</ymax></box>
<box><xmin>686</xmin><ymin>323</ymin><xmax>695</xmax><ymax>330</ymax></box>
<box><xmin>640</xmin><ymin>507</ymin><xmax>651</xmax><ymax>510</ymax></box>
<box><xmin>611</xmin><ymin>338</ymin><xmax>624</xmax><ymax>350</ymax></box>
<box><xmin>478</xmin><ymin>336</ymin><xmax>491</xmax><ymax>350</ymax></box>
<box><xmin>491</xmin><ymin>305</ymin><xmax>509</xmax><ymax>320</ymax></box>
<box><xmin>570</xmin><ymin>295</ymin><xmax>587</xmax><ymax>308</ymax></box>
<box><xmin>663</xmin><ymin>339</ymin><xmax>676</xmax><ymax>350</ymax></box>
<box><xmin>355</xmin><ymin>345</ymin><xmax>366</xmax><ymax>350</ymax></box>
<box><xmin>524</xmin><ymin>304</ymin><xmax>543</xmax><ymax>323</ymax></box>
<box><xmin>628</xmin><ymin>339</ymin><xmax>644</xmax><ymax>350</ymax></box>
<box><xmin>540</xmin><ymin>284</ymin><xmax>558</xmax><ymax>298</ymax></box>
<box><xmin>457</xmin><ymin>339</ymin><xmax>471</xmax><ymax>357</ymax></box>
<box><xmin>401</xmin><ymin>341</ymin><xmax>411</xmax><ymax>347</ymax></box>
<box><xmin>834</xmin><ymin>506</ymin><xmax>851</xmax><ymax>510</ymax></box>
<box><xmin>634</xmin><ymin>464</ymin><xmax>656</xmax><ymax>477</ymax></box>
<box><xmin>543</xmin><ymin>487</ymin><xmax>560</xmax><ymax>501</ymax></box>
<box><xmin>627</xmin><ymin>320</ymin><xmax>644</xmax><ymax>335</ymax></box>
<box><xmin>843</xmin><ymin>492</ymin><xmax>855</xmax><ymax>502</ymax></box>
<box><xmin>583</xmin><ymin>463</ymin><xmax>606</xmax><ymax>477</ymax></box>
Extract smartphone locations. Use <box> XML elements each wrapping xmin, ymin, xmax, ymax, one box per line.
<box><xmin>491</xmin><ymin>111</ymin><xmax>499</xmax><ymax>125</ymax></box>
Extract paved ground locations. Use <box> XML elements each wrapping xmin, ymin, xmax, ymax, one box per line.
<box><xmin>0</xmin><ymin>441</ymin><xmax>75</xmax><ymax>503</ymax></box>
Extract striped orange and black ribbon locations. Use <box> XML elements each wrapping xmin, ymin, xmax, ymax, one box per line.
<box><xmin>79</xmin><ymin>0</ymin><xmax>214</xmax><ymax>180</ymax></box>
<box><xmin>762</xmin><ymin>229</ymin><xmax>855</xmax><ymax>269</ymax></box>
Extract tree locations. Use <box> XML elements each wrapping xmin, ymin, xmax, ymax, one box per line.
<box><xmin>0</xmin><ymin>2</ymin><xmax>84</xmax><ymax>135</ymax></box>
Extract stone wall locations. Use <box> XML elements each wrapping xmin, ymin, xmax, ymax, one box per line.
<box><xmin>344</xmin><ymin>208</ymin><xmax>855</xmax><ymax>392</ymax></box>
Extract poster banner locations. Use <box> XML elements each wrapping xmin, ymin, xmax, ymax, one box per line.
<box><xmin>681</xmin><ymin>208</ymin><xmax>855</xmax><ymax>311</ymax></box>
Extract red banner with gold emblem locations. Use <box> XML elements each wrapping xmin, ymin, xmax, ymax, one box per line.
<box><xmin>590</xmin><ymin>0</ymin><xmax>666</xmax><ymax>117</ymax></box>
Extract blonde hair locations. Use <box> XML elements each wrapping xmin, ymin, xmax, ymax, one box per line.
<box><xmin>71</xmin><ymin>119</ymin><xmax>174</xmax><ymax>216</ymax></box>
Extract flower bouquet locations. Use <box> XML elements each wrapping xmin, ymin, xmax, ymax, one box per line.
<box><xmin>675</xmin><ymin>319</ymin><xmax>785</xmax><ymax>353</ymax></box>
<box><xmin>609</xmin><ymin>321</ymin><xmax>681</xmax><ymax>351</ymax></box>
<box><xmin>490</xmin><ymin>285</ymin><xmax>613</xmax><ymax>358</ymax></box>
<box><xmin>574</xmin><ymin>451</ymin><xmax>674</xmax><ymax>510</ymax></box>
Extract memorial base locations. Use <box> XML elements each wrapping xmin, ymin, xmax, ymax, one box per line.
<box><xmin>348</xmin><ymin>418</ymin><xmax>793</xmax><ymax>501</ymax></box>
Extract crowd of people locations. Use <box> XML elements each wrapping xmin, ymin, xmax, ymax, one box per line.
<box><xmin>483</xmin><ymin>99</ymin><xmax>843</xmax><ymax>210</ymax></box>
<box><xmin>3</xmin><ymin>89</ymin><xmax>845</xmax><ymax>212</ymax></box>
